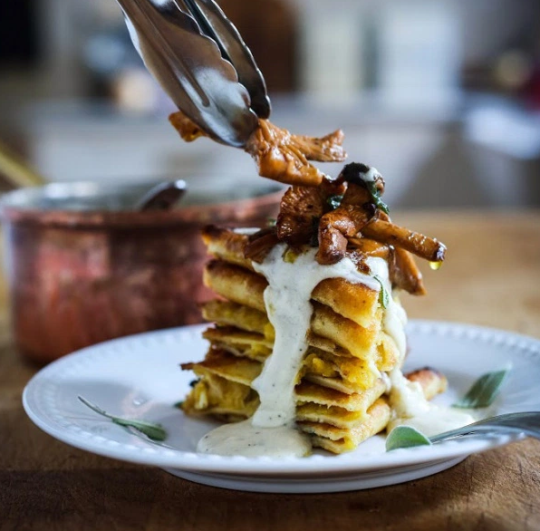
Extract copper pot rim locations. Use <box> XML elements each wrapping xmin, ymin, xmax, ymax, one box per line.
<box><xmin>0</xmin><ymin>181</ymin><xmax>283</xmax><ymax>229</ymax></box>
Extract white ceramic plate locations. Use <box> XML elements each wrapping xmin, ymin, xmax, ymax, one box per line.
<box><xmin>23</xmin><ymin>321</ymin><xmax>540</xmax><ymax>493</ymax></box>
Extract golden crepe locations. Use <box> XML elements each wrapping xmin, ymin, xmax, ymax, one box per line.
<box><xmin>181</xmin><ymin>227</ymin><xmax>448</xmax><ymax>453</ymax></box>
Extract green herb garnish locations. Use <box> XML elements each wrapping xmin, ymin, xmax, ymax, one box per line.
<box><xmin>374</xmin><ymin>275</ymin><xmax>390</xmax><ymax>309</ymax></box>
<box><xmin>78</xmin><ymin>395</ymin><xmax>167</xmax><ymax>441</ymax></box>
<box><xmin>453</xmin><ymin>369</ymin><xmax>509</xmax><ymax>409</ymax></box>
<box><xmin>366</xmin><ymin>181</ymin><xmax>389</xmax><ymax>214</ymax></box>
<box><xmin>267</xmin><ymin>217</ymin><xmax>277</xmax><ymax>227</ymax></box>
<box><xmin>309</xmin><ymin>216</ymin><xmax>321</xmax><ymax>247</ymax></box>
<box><xmin>173</xmin><ymin>400</ymin><xmax>184</xmax><ymax>409</ymax></box>
<box><xmin>386</xmin><ymin>426</ymin><xmax>432</xmax><ymax>451</ymax></box>
<box><xmin>327</xmin><ymin>194</ymin><xmax>344</xmax><ymax>210</ymax></box>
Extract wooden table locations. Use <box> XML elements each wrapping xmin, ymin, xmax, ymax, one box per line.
<box><xmin>1</xmin><ymin>211</ymin><xmax>540</xmax><ymax>531</ymax></box>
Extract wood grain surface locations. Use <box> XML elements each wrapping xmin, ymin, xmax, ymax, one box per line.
<box><xmin>1</xmin><ymin>211</ymin><xmax>540</xmax><ymax>531</ymax></box>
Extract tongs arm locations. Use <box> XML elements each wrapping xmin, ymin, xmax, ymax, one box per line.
<box><xmin>115</xmin><ymin>0</ymin><xmax>270</xmax><ymax>147</ymax></box>
<box><xmin>179</xmin><ymin>0</ymin><xmax>270</xmax><ymax>119</ymax></box>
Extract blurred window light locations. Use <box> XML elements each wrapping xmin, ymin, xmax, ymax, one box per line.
<box><xmin>111</xmin><ymin>69</ymin><xmax>159</xmax><ymax>112</ymax></box>
<box><xmin>85</xmin><ymin>35</ymin><xmax>130</xmax><ymax>75</ymax></box>
<box><xmin>466</xmin><ymin>104</ymin><xmax>540</xmax><ymax>160</ymax></box>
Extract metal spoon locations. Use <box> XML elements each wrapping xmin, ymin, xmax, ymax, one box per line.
<box><xmin>134</xmin><ymin>179</ymin><xmax>187</xmax><ymax>211</ymax></box>
<box><xmin>430</xmin><ymin>412</ymin><xmax>540</xmax><ymax>444</ymax></box>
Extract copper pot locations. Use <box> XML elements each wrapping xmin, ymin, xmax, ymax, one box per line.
<box><xmin>0</xmin><ymin>181</ymin><xmax>281</xmax><ymax>364</ymax></box>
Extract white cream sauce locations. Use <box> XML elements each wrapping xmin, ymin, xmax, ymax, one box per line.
<box><xmin>366</xmin><ymin>257</ymin><xmax>407</xmax><ymax>360</ymax></box>
<box><xmin>360</xmin><ymin>166</ymin><xmax>381</xmax><ymax>183</ymax></box>
<box><xmin>386</xmin><ymin>368</ymin><xmax>475</xmax><ymax>437</ymax></box>
<box><xmin>233</xmin><ymin>227</ymin><xmax>260</xmax><ymax>235</ymax></box>
<box><xmin>198</xmin><ymin>244</ymin><xmax>395</xmax><ymax>457</ymax></box>
<box><xmin>197</xmin><ymin>419</ymin><xmax>311</xmax><ymax>457</ymax></box>
<box><xmin>251</xmin><ymin>245</ymin><xmax>382</xmax><ymax>428</ymax></box>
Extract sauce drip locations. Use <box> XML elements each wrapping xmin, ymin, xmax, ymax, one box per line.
<box><xmin>387</xmin><ymin>369</ymin><xmax>475</xmax><ymax>436</ymax></box>
<box><xmin>251</xmin><ymin>246</ymin><xmax>381</xmax><ymax>427</ymax></box>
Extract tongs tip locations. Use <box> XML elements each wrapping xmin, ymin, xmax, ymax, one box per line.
<box><xmin>117</xmin><ymin>0</ymin><xmax>270</xmax><ymax>147</ymax></box>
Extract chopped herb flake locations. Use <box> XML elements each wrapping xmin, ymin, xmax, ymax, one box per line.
<box><xmin>374</xmin><ymin>275</ymin><xmax>390</xmax><ymax>309</ymax></box>
<box><xmin>366</xmin><ymin>181</ymin><xmax>389</xmax><ymax>214</ymax></box>
<box><xmin>327</xmin><ymin>194</ymin><xmax>344</xmax><ymax>210</ymax></box>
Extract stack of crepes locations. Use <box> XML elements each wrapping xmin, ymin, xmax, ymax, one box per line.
<box><xmin>181</xmin><ymin>224</ymin><xmax>447</xmax><ymax>454</ymax></box>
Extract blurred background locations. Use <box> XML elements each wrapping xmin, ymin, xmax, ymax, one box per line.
<box><xmin>0</xmin><ymin>0</ymin><xmax>539</xmax><ymax>208</ymax></box>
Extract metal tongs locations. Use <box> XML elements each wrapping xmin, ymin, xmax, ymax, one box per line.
<box><xmin>115</xmin><ymin>0</ymin><xmax>271</xmax><ymax>147</ymax></box>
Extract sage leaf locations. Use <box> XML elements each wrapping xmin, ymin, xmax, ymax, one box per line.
<box><xmin>386</xmin><ymin>426</ymin><xmax>432</xmax><ymax>451</ymax></box>
<box><xmin>453</xmin><ymin>369</ymin><xmax>508</xmax><ymax>409</ymax></box>
<box><xmin>366</xmin><ymin>181</ymin><xmax>389</xmax><ymax>214</ymax></box>
<box><xmin>78</xmin><ymin>395</ymin><xmax>167</xmax><ymax>441</ymax></box>
<box><xmin>374</xmin><ymin>276</ymin><xmax>390</xmax><ymax>309</ymax></box>
<box><xmin>111</xmin><ymin>418</ymin><xmax>167</xmax><ymax>441</ymax></box>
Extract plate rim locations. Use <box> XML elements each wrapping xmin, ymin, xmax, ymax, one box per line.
<box><xmin>22</xmin><ymin>319</ymin><xmax>537</xmax><ymax>476</ymax></box>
